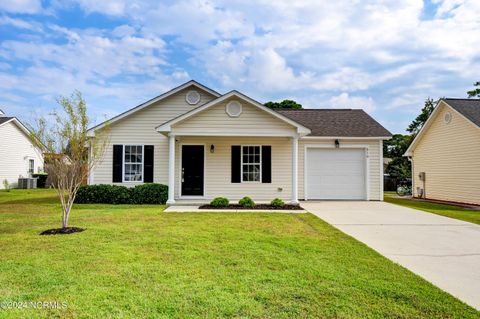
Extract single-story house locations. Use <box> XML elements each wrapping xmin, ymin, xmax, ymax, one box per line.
<box><xmin>405</xmin><ymin>98</ymin><xmax>480</xmax><ymax>205</ymax></box>
<box><xmin>87</xmin><ymin>80</ymin><xmax>391</xmax><ymax>204</ymax></box>
<box><xmin>0</xmin><ymin>110</ymin><xmax>44</xmax><ymax>189</ymax></box>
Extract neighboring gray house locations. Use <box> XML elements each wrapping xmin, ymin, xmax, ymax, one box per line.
<box><xmin>0</xmin><ymin>110</ymin><xmax>44</xmax><ymax>189</ymax></box>
<box><xmin>87</xmin><ymin>80</ymin><xmax>391</xmax><ymax>204</ymax></box>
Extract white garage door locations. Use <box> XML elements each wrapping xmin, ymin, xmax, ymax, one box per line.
<box><xmin>306</xmin><ymin>148</ymin><xmax>366</xmax><ymax>200</ymax></box>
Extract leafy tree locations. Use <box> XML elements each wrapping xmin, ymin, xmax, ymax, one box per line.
<box><xmin>406</xmin><ymin>98</ymin><xmax>437</xmax><ymax>135</ymax></box>
<box><xmin>30</xmin><ymin>91</ymin><xmax>109</xmax><ymax>231</ymax></box>
<box><xmin>467</xmin><ymin>81</ymin><xmax>480</xmax><ymax>98</ymax></box>
<box><xmin>383</xmin><ymin>134</ymin><xmax>413</xmax><ymax>179</ymax></box>
<box><xmin>264</xmin><ymin>99</ymin><xmax>302</xmax><ymax>109</ymax></box>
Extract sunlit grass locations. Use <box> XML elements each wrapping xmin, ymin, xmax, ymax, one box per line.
<box><xmin>384</xmin><ymin>192</ymin><xmax>480</xmax><ymax>225</ymax></box>
<box><xmin>0</xmin><ymin>189</ymin><xmax>477</xmax><ymax>318</ymax></box>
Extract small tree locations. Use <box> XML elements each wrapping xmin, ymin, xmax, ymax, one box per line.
<box><xmin>265</xmin><ymin>99</ymin><xmax>303</xmax><ymax>109</ymax></box>
<box><xmin>30</xmin><ymin>91</ymin><xmax>108</xmax><ymax>230</ymax></box>
<box><xmin>467</xmin><ymin>81</ymin><xmax>480</xmax><ymax>98</ymax></box>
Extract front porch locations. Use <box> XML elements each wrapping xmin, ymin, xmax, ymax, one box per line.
<box><xmin>164</xmin><ymin>135</ymin><xmax>300</xmax><ymax>205</ymax></box>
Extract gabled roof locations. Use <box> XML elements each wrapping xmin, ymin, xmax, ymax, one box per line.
<box><xmin>0</xmin><ymin>116</ymin><xmax>45</xmax><ymax>149</ymax></box>
<box><xmin>276</xmin><ymin>109</ymin><xmax>392</xmax><ymax>138</ymax></box>
<box><xmin>442</xmin><ymin>98</ymin><xmax>480</xmax><ymax>127</ymax></box>
<box><xmin>155</xmin><ymin>90</ymin><xmax>312</xmax><ymax>136</ymax></box>
<box><xmin>87</xmin><ymin>80</ymin><xmax>221</xmax><ymax>134</ymax></box>
<box><xmin>404</xmin><ymin>99</ymin><xmax>480</xmax><ymax>156</ymax></box>
<box><xmin>0</xmin><ymin>116</ymin><xmax>14</xmax><ymax>125</ymax></box>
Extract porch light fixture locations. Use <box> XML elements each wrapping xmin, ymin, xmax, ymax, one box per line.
<box><xmin>335</xmin><ymin>139</ymin><xmax>340</xmax><ymax>148</ymax></box>
<box><xmin>210</xmin><ymin>144</ymin><xmax>215</xmax><ymax>153</ymax></box>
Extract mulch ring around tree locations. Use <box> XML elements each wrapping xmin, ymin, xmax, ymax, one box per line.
<box><xmin>40</xmin><ymin>227</ymin><xmax>86</xmax><ymax>235</ymax></box>
<box><xmin>199</xmin><ymin>204</ymin><xmax>303</xmax><ymax>210</ymax></box>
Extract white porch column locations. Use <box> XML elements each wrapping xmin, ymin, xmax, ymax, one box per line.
<box><xmin>291</xmin><ymin>136</ymin><xmax>299</xmax><ymax>204</ymax></box>
<box><xmin>167</xmin><ymin>134</ymin><xmax>176</xmax><ymax>204</ymax></box>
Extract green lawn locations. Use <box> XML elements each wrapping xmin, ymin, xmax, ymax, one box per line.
<box><xmin>384</xmin><ymin>192</ymin><xmax>480</xmax><ymax>225</ymax></box>
<box><xmin>0</xmin><ymin>189</ymin><xmax>477</xmax><ymax>318</ymax></box>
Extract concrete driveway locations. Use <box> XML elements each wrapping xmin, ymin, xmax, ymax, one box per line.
<box><xmin>302</xmin><ymin>201</ymin><xmax>480</xmax><ymax>310</ymax></box>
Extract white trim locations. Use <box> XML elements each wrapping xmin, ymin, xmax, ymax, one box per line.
<box><xmin>88</xmin><ymin>140</ymin><xmax>94</xmax><ymax>185</ymax></box>
<box><xmin>379</xmin><ymin>139</ymin><xmax>384</xmax><ymax>201</ymax></box>
<box><xmin>240</xmin><ymin>145</ymin><xmax>262</xmax><ymax>183</ymax></box>
<box><xmin>156</xmin><ymin>90</ymin><xmax>311</xmax><ymax>136</ymax></box>
<box><xmin>122</xmin><ymin>144</ymin><xmax>144</xmax><ymax>183</ymax></box>
<box><xmin>301</xmin><ymin>136</ymin><xmax>391</xmax><ymax>140</ymax></box>
<box><xmin>304</xmin><ymin>144</ymin><xmax>370</xmax><ymax>201</ymax></box>
<box><xmin>87</xmin><ymin>80</ymin><xmax>221</xmax><ymax>135</ymax></box>
<box><xmin>291</xmin><ymin>136</ymin><xmax>299</xmax><ymax>204</ymax></box>
<box><xmin>179</xmin><ymin>143</ymin><xmax>206</xmax><ymax>198</ymax></box>
<box><xmin>168</xmin><ymin>132</ymin><xmax>297</xmax><ymax>137</ymax></box>
<box><xmin>167</xmin><ymin>135</ymin><xmax>176</xmax><ymax>204</ymax></box>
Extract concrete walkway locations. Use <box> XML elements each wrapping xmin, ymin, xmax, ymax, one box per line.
<box><xmin>302</xmin><ymin>201</ymin><xmax>480</xmax><ymax>310</ymax></box>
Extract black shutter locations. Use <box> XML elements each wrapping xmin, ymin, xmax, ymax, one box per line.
<box><xmin>231</xmin><ymin>145</ymin><xmax>241</xmax><ymax>183</ymax></box>
<box><xmin>262</xmin><ymin>146</ymin><xmax>271</xmax><ymax>183</ymax></box>
<box><xmin>144</xmin><ymin>145</ymin><xmax>154</xmax><ymax>183</ymax></box>
<box><xmin>112</xmin><ymin>145</ymin><xmax>123</xmax><ymax>183</ymax></box>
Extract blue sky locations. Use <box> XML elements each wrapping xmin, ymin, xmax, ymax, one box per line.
<box><xmin>0</xmin><ymin>0</ymin><xmax>479</xmax><ymax>133</ymax></box>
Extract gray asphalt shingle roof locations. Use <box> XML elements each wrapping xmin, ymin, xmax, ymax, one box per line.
<box><xmin>443</xmin><ymin>98</ymin><xmax>480</xmax><ymax>127</ymax></box>
<box><xmin>0</xmin><ymin>117</ymin><xmax>13</xmax><ymax>125</ymax></box>
<box><xmin>276</xmin><ymin>109</ymin><xmax>392</xmax><ymax>137</ymax></box>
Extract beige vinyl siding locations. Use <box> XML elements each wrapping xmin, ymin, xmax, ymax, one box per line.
<box><xmin>91</xmin><ymin>88</ymin><xmax>217</xmax><ymax>185</ymax></box>
<box><xmin>172</xmin><ymin>98</ymin><xmax>296</xmax><ymax>136</ymax></box>
<box><xmin>0</xmin><ymin>121</ymin><xmax>44</xmax><ymax>189</ymax></box>
<box><xmin>175</xmin><ymin>136</ymin><xmax>292</xmax><ymax>201</ymax></box>
<box><xmin>298</xmin><ymin>139</ymin><xmax>383</xmax><ymax>200</ymax></box>
<box><xmin>412</xmin><ymin>103</ymin><xmax>480</xmax><ymax>205</ymax></box>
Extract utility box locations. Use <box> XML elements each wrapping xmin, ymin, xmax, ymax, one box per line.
<box><xmin>418</xmin><ymin>172</ymin><xmax>426</xmax><ymax>181</ymax></box>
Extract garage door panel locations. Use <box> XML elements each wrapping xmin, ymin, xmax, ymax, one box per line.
<box><xmin>306</xmin><ymin>148</ymin><xmax>366</xmax><ymax>200</ymax></box>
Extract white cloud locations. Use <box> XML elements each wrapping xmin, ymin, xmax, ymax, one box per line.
<box><xmin>0</xmin><ymin>0</ymin><xmax>42</xmax><ymax>14</ymax></box>
<box><xmin>329</xmin><ymin>93</ymin><xmax>376</xmax><ymax>113</ymax></box>
<box><xmin>0</xmin><ymin>16</ymin><xmax>41</xmax><ymax>31</ymax></box>
<box><xmin>1</xmin><ymin>0</ymin><xmax>480</xmax><ymax>133</ymax></box>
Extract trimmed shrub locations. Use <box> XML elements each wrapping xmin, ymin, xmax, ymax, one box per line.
<box><xmin>74</xmin><ymin>183</ymin><xmax>168</xmax><ymax>204</ymax></box>
<box><xmin>210</xmin><ymin>197</ymin><xmax>229</xmax><ymax>207</ymax></box>
<box><xmin>130</xmin><ymin>183</ymin><xmax>168</xmax><ymax>204</ymax></box>
<box><xmin>75</xmin><ymin>184</ymin><xmax>131</xmax><ymax>204</ymax></box>
<box><xmin>239</xmin><ymin>196</ymin><xmax>255</xmax><ymax>208</ymax></box>
<box><xmin>270</xmin><ymin>198</ymin><xmax>285</xmax><ymax>207</ymax></box>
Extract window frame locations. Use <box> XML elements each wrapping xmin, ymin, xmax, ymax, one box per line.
<box><xmin>240</xmin><ymin>145</ymin><xmax>262</xmax><ymax>183</ymax></box>
<box><xmin>123</xmin><ymin>144</ymin><xmax>144</xmax><ymax>183</ymax></box>
<box><xmin>28</xmin><ymin>159</ymin><xmax>34</xmax><ymax>174</ymax></box>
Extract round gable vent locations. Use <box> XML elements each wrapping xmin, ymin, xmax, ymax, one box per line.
<box><xmin>444</xmin><ymin>112</ymin><xmax>452</xmax><ymax>124</ymax></box>
<box><xmin>186</xmin><ymin>90</ymin><xmax>201</xmax><ymax>105</ymax></box>
<box><xmin>226</xmin><ymin>100</ymin><xmax>242</xmax><ymax>117</ymax></box>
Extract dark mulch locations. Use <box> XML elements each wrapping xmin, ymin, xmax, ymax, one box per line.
<box><xmin>199</xmin><ymin>204</ymin><xmax>303</xmax><ymax>210</ymax></box>
<box><xmin>40</xmin><ymin>227</ymin><xmax>86</xmax><ymax>235</ymax></box>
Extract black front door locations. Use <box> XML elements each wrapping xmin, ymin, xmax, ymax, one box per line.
<box><xmin>181</xmin><ymin>145</ymin><xmax>204</xmax><ymax>196</ymax></box>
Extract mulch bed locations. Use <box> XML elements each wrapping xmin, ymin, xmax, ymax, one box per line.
<box><xmin>199</xmin><ymin>204</ymin><xmax>303</xmax><ymax>210</ymax></box>
<box><xmin>40</xmin><ymin>227</ymin><xmax>86</xmax><ymax>235</ymax></box>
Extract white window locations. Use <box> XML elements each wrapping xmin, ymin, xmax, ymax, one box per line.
<box><xmin>124</xmin><ymin>145</ymin><xmax>143</xmax><ymax>182</ymax></box>
<box><xmin>241</xmin><ymin>146</ymin><xmax>261</xmax><ymax>182</ymax></box>
<box><xmin>28</xmin><ymin>159</ymin><xmax>34</xmax><ymax>174</ymax></box>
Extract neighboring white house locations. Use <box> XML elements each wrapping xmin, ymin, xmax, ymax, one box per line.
<box><xmin>0</xmin><ymin>110</ymin><xmax>44</xmax><ymax>189</ymax></box>
<box><xmin>87</xmin><ymin>80</ymin><xmax>391</xmax><ymax>204</ymax></box>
